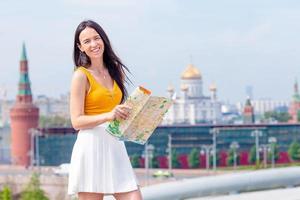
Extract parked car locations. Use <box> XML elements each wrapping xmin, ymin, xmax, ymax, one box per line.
<box><xmin>53</xmin><ymin>163</ymin><xmax>70</xmax><ymax>176</ymax></box>
<box><xmin>152</xmin><ymin>170</ymin><xmax>173</xmax><ymax>178</ymax></box>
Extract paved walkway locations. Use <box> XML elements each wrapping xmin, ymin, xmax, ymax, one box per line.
<box><xmin>189</xmin><ymin>186</ymin><xmax>300</xmax><ymax>200</ymax></box>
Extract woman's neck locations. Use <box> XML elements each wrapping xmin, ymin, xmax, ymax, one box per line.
<box><xmin>89</xmin><ymin>58</ymin><xmax>105</xmax><ymax>71</ymax></box>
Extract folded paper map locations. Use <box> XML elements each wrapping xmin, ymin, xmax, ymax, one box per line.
<box><xmin>106</xmin><ymin>86</ymin><xmax>173</xmax><ymax>145</ymax></box>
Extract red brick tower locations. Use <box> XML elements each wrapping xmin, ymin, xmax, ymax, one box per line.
<box><xmin>243</xmin><ymin>97</ymin><xmax>255</xmax><ymax>124</ymax></box>
<box><xmin>289</xmin><ymin>80</ymin><xmax>300</xmax><ymax>123</ymax></box>
<box><xmin>10</xmin><ymin>43</ymin><xmax>39</xmax><ymax>166</ymax></box>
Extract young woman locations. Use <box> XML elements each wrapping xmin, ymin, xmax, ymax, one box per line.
<box><xmin>68</xmin><ymin>20</ymin><xmax>142</xmax><ymax>200</ymax></box>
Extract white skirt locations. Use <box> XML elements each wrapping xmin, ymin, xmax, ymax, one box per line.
<box><xmin>68</xmin><ymin>122</ymin><xmax>138</xmax><ymax>196</ymax></box>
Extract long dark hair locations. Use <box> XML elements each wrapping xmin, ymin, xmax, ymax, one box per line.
<box><xmin>73</xmin><ymin>20</ymin><xmax>130</xmax><ymax>103</ymax></box>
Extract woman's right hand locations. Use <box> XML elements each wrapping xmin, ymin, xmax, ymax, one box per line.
<box><xmin>107</xmin><ymin>105</ymin><xmax>132</xmax><ymax>121</ymax></box>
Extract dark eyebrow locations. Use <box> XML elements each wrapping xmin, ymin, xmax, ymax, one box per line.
<box><xmin>83</xmin><ymin>34</ymin><xmax>100</xmax><ymax>40</ymax></box>
<box><xmin>80</xmin><ymin>34</ymin><xmax>100</xmax><ymax>43</ymax></box>
<box><xmin>82</xmin><ymin>38</ymin><xmax>90</xmax><ymax>43</ymax></box>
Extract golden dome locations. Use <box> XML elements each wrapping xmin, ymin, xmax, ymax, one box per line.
<box><xmin>181</xmin><ymin>64</ymin><xmax>202</xmax><ymax>79</ymax></box>
<box><xmin>209</xmin><ymin>83</ymin><xmax>217</xmax><ymax>91</ymax></box>
<box><xmin>180</xmin><ymin>84</ymin><xmax>189</xmax><ymax>91</ymax></box>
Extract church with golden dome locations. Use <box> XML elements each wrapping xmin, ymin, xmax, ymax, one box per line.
<box><xmin>164</xmin><ymin>64</ymin><xmax>222</xmax><ymax>124</ymax></box>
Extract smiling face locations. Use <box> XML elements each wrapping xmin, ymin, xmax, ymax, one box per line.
<box><xmin>78</xmin><ymin>27</ymin><xmax>105</xmax><ymax>60</ymax></box>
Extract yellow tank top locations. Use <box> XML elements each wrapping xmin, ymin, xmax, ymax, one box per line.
<box><xmin>77</xmin><ymin>66</ymin><xmax>123</xmax><ymax>115</ymax></box>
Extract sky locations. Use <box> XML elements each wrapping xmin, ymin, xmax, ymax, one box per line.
<box><xmin>0</xmin><ymin>0</ymin><xmax>300</xmax><ymax>103</ymax></box>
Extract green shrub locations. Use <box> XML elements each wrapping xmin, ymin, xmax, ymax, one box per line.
<box><xmin>171</xmin><ymin>149</ymin><xmax>180</xmax><ymax>168</ymax></box>
<box><xmin>188</xmin><ymin>148</ymin><xmax>200</xmax><ymax>168</ymax></box>
<box><xmin>150</xmin><ymin>150</ymin><xmax>159</xmax><ymax>168</ymax></box>
<box><xmin>20</xmin><ymin>173</ymin><xmax>49</xmax><ymax>200</ymax></box>
<box><xmin>130</xmin><ymin>154</ymin><xmax>140</xmax><ymax>168</ymax></box>
<box><xmin>1</xmin><ymin>186</ymin><xmax>12</xmax><ymax>200</ymax></box>
<box><xmin>268</xmin><ymin>143</ymin><xmax>279</xmax><ymax>162</ymax></box>
<box><xmin>288</xmin><ymin>141</ymin><xmax>300</xmax><ymax>161</ymax></box>
<box><xmin>249</xmin><ymin>145</ymin><xmax>257</xmax><ymax>164</ymax></box>
<box><xmin>227</xmin><ymin>149</ymin><xmax>240</xmax><ymax>166</ymax></box>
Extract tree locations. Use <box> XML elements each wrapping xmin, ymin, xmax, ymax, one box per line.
<box><xmin>39</xmin><ymin>115</ymin><xmax>71</xmax><ymax>128</ymax></box>
<box><xmin>171</xmin><ymin>149</ymin><xmax>180</xmax><ymax>168</ymax></box>
<box><xmin>288</xmin><ymin>141</ymin><xmax>300</xmax><ymax>161</ymax></box>
<box><xmin>1</xmin><ymin>186</ymin><xmax>12</xmax><ymax>200</ymax></box>
<box><xmin>227</xmin><ymin>149</ymin><xmax>240</xmax><ymax>166</ymax></box>
<box><xmin>209</xmin><ymin>151</ymin><xmax>220</xmax><ymax>167</ymax></box>
<box><xmin>267</xmin><ymin>143</ymin><xmax>279</xmax><ymax>162</ymax></box>
<box><xmin>130</xmin><ymin>154</ymin><xmax>140</xmax><ymax>168</ymax></box>
<box><xmin>264</xmin><ymin>111</ymin><xmax>291</xmax><ymax>122</ymax></box>
<box><xmin>21</xmin><ymin>173</ymin><xmax>49</xmax><ymax>200</ymax></box>
<box><xmin>188</xmin><ymin>148</ymin><xmax>200</xmax><ymax>168</ymax></box>
<box><xmin>249</xmin><ymin>145</ymin><xmax>257</xmax><ymax>164</ymax></box>
<box><xmin>150</xmin><ymin>150</ymin><xmax>159</xmax><ymax>168</ymax></box>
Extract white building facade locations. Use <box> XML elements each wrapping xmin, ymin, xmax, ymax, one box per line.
<box><xmin>236</xmin><ymin>99</ymin><xmax>290</xmax><ymax>115</ymax></box>
<box><xmin>164</xmin><ymin>64</ymin><xmax>222</xmax><ymax>125</ymax></box>
<box><xmin>34</xmin><ymin>93</ymin><xmax>70</xmax><ymax>118</ymax></box>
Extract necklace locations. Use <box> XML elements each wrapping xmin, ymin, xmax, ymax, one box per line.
<box><xmin>99</xmin><ymin>69</ymin><xmax>107</xmax><ymax>80</ymax></box>
<box><xmin>89</xmin><ymin>69</ymin><xmax>107</xmax><ymax>80</ymax></box>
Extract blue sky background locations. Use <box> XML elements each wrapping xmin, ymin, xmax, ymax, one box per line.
<box><xmin>1</xmin><ymin>0</ymin><xmax>300</xmax><ymax>103</ymax></box>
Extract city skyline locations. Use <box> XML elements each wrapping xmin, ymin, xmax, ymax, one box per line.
<box><xmin>1</xmin><ymin>0</ymin><xmax>300</xmax><ymax>103</ymax></box>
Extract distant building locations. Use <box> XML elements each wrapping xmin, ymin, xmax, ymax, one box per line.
<box><xmin>221</xmin><ymin>102</ymin><xmax>242</xmax><ymax>124</ymax></box>
<box><xmin>0</xmin><ymin>92</ymin><xmax>12</xmax><ymax>163</ymax></box>
<box><xmin>243</xmin><ymin>98</ymin><xmax>255</xmax><ymax>124</ymax></box>
<box><xmin>289</xmin><ymin>80</ymin><xmax>300</xmax><ymax>123</ymax></box>
<box><xmin>252</xmin><ymin>100</ymin><xmax>289</xmax><ymax>115</ymax></box>
<box><xmin>0</xmin><ymin>99</ymin><xmax>14</xmax><ymax>127</ymax></box>
<box><xmin>163</xmin><ymin>64</ymin><xmax>222</xmax><ymax>125</ymax></box>
<box><xmin>0</xmin><ymin>126</ymin><xmax>11</xmax><ymax>164</ymax></box>
<box><xmin>36</xmin><ymin>123</ymin><xmax>300</xmax><ymax>167</ymax></box>
<box><xmin>34</xmin><ymin>93</ymin><xmax>69</xmax><ymax>118</ymax></box>
<box><xmin>0</xmin><ymin>93</ymin><xmax>70</xmax><ymax>127</ymax></box>
<box><xmin>237</xmin><ymin>99</ymin><xmax>290</xmax><ymax>116</ymax></box>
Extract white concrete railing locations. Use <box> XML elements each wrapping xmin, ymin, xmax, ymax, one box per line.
<box><xmin>141</xmin><ymin>167</ymin><xmax>300</xmax><ymax>200</ymax></box>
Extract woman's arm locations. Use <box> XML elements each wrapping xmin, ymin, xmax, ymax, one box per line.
<box><xmin>69</xmin><ymin>70</ymin><xmax>130</xmax><ymax>130</ymax></box>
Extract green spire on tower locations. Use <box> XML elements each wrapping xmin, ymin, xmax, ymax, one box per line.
<box><xmin>20</xmin><ymin>42</ymin><xmax>27</xmax><ymax>61</ymax></box>
<box><xmin>18</xmin><ymin>73</ymin><xmax>32</xmax><ymax>96</ymax></box>
<box><xmin>18</xmin><ymin>42</ymin><xmax>32</xmax><ymax>97</ymax></box>
<box><xmin>293</xmin><ymin>78</ymin><xmax>300</xmax><ymax>103</ymax></box>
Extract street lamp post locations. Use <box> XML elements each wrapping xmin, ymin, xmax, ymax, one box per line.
<box><xmin>29</xmin><ymin>128</ymin><xmax>35</xmax><ymax>167</ymax></box>
<box><xmin>251</xmin><ymin>130</ymin><xmax>263</xmax><ymax>167</ymax></box>
<box><xmin>144</xmin><ymin>143</ymin><xmax>148</xmax><ymax>185</ymax></box>
<box><xmin>0</xmin><ymin>136</ymin><xmax>2</xmax><ymax>164</ymax></box>
<box><xmin>259</xmin><ymin>144</ymin><xmax>269</xmax><ymax>168</ymax></box>
<box><xmin>230</xmin><ymin>141</ymin><xmax>240</xmax><ymax>170</ymax></box>
<box><xmin>144</xmin><ymin>143</ymin><xmax>154</xmax><ymax>186</ymax></box>
<box><xmin>142</xmin><ymin>148</ymin><xmax>146</xmax><ymax>185</ymax></box>
<box><xmin>36</xmin><ymin>130</ymin><xmax>41</xmax><ymax>169</ymax></box>
<box><xmin>268</xmin><ymin>137</ymin><xmax>277</xmax><ymax>168</ymax></box>
<box><xmin>168</xmin><ymin>134</ymin><xmax>172</xmax><ymax>172</ymax></box>
<box><xmin>29</xmin><ymin>128</ymin><xmax>41</xmax><ymax>170</ymax></box>
<box><xmin>210</xmin><ymin>128</ymin><xmax>219</xmax><ymax>171</ymax></box>
<box><xmin>201</xmin><ymin>145</ymin><xmax>213</xmax><ymax>170</ymax></box>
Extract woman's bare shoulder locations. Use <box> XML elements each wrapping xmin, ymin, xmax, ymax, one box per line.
<box><xmin>72</xmin><ymin>69</ymin><xmax>87</xmax><ymax>82</ymax></box>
